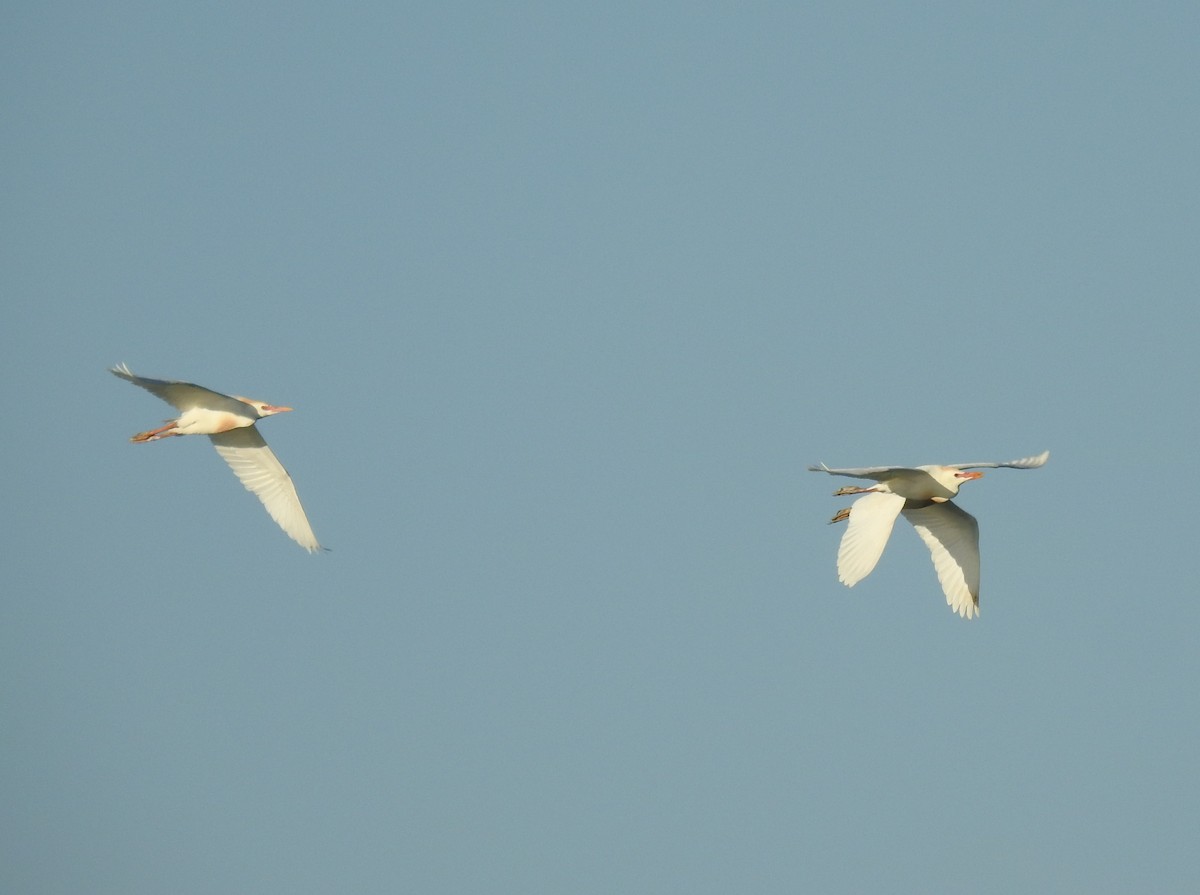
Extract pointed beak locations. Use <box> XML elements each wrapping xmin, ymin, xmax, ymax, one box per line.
<box><xmin>956</xmin><ymin>471</ymin><xmax>984</xmax><ymax>480</ymax></box>
<box><xmin>264</xmin><ymin>404</ymin><xmax>293</xmax><ymax>414</ymax></box>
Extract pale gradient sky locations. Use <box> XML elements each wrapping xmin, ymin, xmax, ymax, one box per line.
<box><xmin>5</xmin><ymin>3</ymin><xmax>1200</xmax><ymax>893</ymax></box>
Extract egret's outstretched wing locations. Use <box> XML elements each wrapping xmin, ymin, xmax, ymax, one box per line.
<box><xmin>808</xmin><ymin>462</ymin><xmax>918</xmax><ymax>482</ymax></box>
<box><xmin>947</xmin><ymin>451</ymin><xmax>1050</xmax><ymax>471</ymax></box>
<box><xmin>110</xmin><ymin>363</ymin><xmax>249</xmax><ymax>414</ymax></box>
<box><xmin>209</xmin><ymin>427</ymin><xmax>321</xmax><ymax>552</ymax></box>
<box><xmin>810</xmin><ymin>451</ymin><xmax>1049</xmax><ymax>479</ymax></box>
<box><xmin>836</xmin><ymin>491</ymin><xmax>905</xmax><ymax>587</ymax></box>
<box><xmin>902</xmin><ymin>502</ymin><xmax>980</xmax><ymax>619</ymax></box>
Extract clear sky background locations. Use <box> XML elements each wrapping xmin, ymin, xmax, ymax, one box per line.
<box><xmin>5</xmin><ymin>3</ymin><xmax>1199</xmax><ymax>892</ymax></box>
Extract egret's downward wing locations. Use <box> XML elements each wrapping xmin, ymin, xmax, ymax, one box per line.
<box><xmin>111</xmin><ymin>363</ymin><xmax>249</xmax><ymax>414</ymax></box>
<box><xmin>837</xmin><ymin>492</ymin><xmax>905</xmax><ymax>587</ymax></box>
<box><xmin>902</xmin><ymin>502</ymin><xmax>980</xmax><ymax>619</ymax></box>
<box><xmin>209</xmin><ymin>428</ymin><xmax>321</xmax><ymax>552</ymax></box>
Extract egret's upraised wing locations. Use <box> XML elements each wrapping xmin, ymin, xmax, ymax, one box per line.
<box><xmin>809</xmin><ymin>451</ymin><xmax>1050</xmax><ymax>480</ymax></box>
<box><xmin>209</xmin><ymin>427</ymin><xmax>321</xmax><ymax>552</ymax></box>
<box><xmin>808</xmin><ymin>462</ymin><xmax>919</xmax><ymax>481</ymax></box>
<box><xmin>111</xmin><ymin>363</ymin><xmax>249</xmax><ymax>415</ymax></box>
<box><xmin>902</xmin><ymin>502</ymin><xmax>980</xmax><ymax>619</ymax></box>
<box><xmin>947</xmin><ymin>451</ymin><xmax>1050</xmax><ymax>471</ymax></box>
<box><xmin>836</xmin><ymin>491</ymin><xmax>905</xmax><ymax>587</ymax></box>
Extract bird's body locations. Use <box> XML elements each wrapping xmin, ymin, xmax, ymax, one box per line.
<box><xmin>110</xmin><ymin>363</ymin><xmax>322</xmax><ymax>552</ymax></box>
<box><xmin>809</xmin><ymin>451</ymin><xmax>1049</xmax><ymax>618</ymax></box>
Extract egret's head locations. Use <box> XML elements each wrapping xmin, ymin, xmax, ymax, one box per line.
<box><xmin>239</xmin><ymin>398</ymin><xmax>293</xmax><ymax>418</ymax></box>
<box><xmin>928</xmin><ymin>466</ymin><xmax>982</xmax><ymax>496</ymax></box>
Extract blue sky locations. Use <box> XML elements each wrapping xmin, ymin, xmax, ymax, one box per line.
<box><xmin>5</xmin><ymin>2</ymin><xmax>1200</xmax><ymax>892</ymax></box>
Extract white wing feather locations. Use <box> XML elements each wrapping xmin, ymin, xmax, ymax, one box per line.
<box><xmin>836</xmin><ymin>492</ymin><xmax>905</xmax><ymax>587</ymax></box>
<box><xmin>209</xmin><ymin>428</ymin><xmax>321</xmax><ymax>552</ymax></box>
<box><xmin>902</xmin><ymin>502</ymin><xmax>980</xmax><ymax>619</ymax></box>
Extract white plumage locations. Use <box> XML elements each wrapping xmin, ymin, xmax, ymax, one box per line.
<box><xmin>111</xmin><ymin>363</ymin><xmax>322</xmax><ymax>553</ymax></box>
<box><xmin>809</xmin><ymin>451</ymin><xmax>1049</xmax><ymax>618</ymax></box>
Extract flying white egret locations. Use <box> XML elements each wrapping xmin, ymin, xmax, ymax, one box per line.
<box><xmin>111</xmin><ymin>363</ymin><xmax>322</xmax><ymax>553</ymax></box>
<box><xmin>809</xmin><ymin>451</ymin><xmax>1049</xmax><ymax>618</ymax></box>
